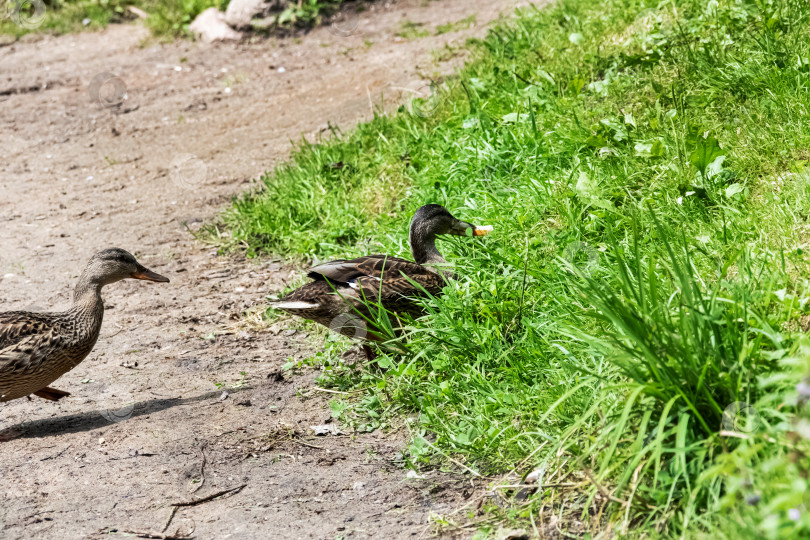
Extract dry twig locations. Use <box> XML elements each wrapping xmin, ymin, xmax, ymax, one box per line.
<box><xmin>172</xmin><ymin>484</ymin><xmax>247</xmax><ymax>508</ymax></box>
<box><xmin>117</xmin><ymin>530</ymin><xmax>191</xmax><ymax>540</ymax></box>
<box><xmin>162</xmin><ymin>484</ymin><xmax>247</xmax><ymax>532</ymax></box>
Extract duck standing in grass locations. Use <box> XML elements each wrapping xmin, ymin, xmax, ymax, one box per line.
<box><xmin>0</xmin><ymin>248</ymin><xmax>170</xmax><ymax>403</ymax></box>
<box><xmin>272</xmin><ymin>204</ymin><xmax>492</xmax><ymax>359</ymax></box>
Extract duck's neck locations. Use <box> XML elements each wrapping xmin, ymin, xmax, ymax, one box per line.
<box><xmin>73</xmin><ymin>270</ymin><xmax>104</xmax><ymax>303</ymax></box>
<box><xmin>71</xmin><ymin>274</ymin><xmax>105</xmax><ymax>329</ymax></box>
<box><xmin>410</xmin><ymin>222</ymin><xmax>443</xmax><ymax>263</ymax></box>
<box><xmin>410</xmin><ymin>224</ymin><xmax>454</xmax><ymax>277</ymax></box>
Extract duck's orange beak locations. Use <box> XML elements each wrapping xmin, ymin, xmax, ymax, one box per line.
<box><xmin>473</xmin><ymin>225</ymin><xmax>493</xmax><ymax>237</ymax></box>
<box><xmin>450</xmin><ymin>221</ymin><xmax>494</xmax><ymax>237</ymax></box>
<box><xmin>131</xmin><ymin>266</ymin><xmax>170</xmax><ymax>283</ymax></box>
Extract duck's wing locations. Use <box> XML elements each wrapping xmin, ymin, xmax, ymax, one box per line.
<box><xmin>274</xmin><ymin>255</ymin><xmax>445</xmax><ymax>334</ymax></box>
<box><xmin>308</xmin><ymin>255</ymin><xmax>445</xmax><ymax>305</ymax></box>
<box><xmin>309</xmin><ymin>255</ymin><xmax>435</xmax><ymax>283</ymax></box>
<box><xmin>307</xmin><ymin>255</ymin><xmax>410</xmax><ymax>283</ymax></box>
<box><xmin>0</xmin><ymin>328</ymin><xmax>67</xmax><ymax>402</ymax></box>
<box><xmin>0</xmin><ymin>312</ymin><xmax>57</xmax><ymax>351</ymax></box>
<box><xmin>0</xmin><ymin>329</ymin><xmax>63</xmax><ymax>377</ymax></box>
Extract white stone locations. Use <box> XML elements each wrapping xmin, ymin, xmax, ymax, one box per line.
<box><xmin>190</xmin><ymin>8</ymin><xmax>243</xmax><ymax>43</ymax></box>
<box><xmin>224</xmin><ymin>0</ymin><xmax>283</xmax><ymax>29</ymax></box>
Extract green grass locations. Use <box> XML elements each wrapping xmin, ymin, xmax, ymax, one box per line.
<box><xmin>435</xmin><ymin>14</ymin><xmax>476</xmax><ymax>35</ymax></box>
<box><xmin>396</xmin><ymin>19</ymin><xmax>430</xmax><ymax>40</ymax></box>
<box><xmin>0</xmin><ymin>0</ymin><xmax>349</xmax><ymax>39</ymax></box>
<box><xmin>396</xmin><ymin>14</ymin><xmax>478</xmax><ymax>41</ymax></box>
<box><xmin>221</xmin><ymin>0</ymin><xmax>810</xmax><ymax>536</ymax></box>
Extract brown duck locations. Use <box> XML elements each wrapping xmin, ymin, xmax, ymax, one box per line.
<box><xmin>0</xmin><ymin>248</ymin><xmax>169</xmax><ymax>402</ymax></box>
<box><xmin>272</xmin><ymin>205</ymin><xmax>492</xmax><ymax>359</ymax></box>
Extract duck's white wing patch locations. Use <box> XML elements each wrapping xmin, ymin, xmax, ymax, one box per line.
<box><xmin>347</xmin><ymin>276</ymin><xmax>380</xmax><ymax>289</ymax></box>
<box><xmin>272</xmin><ymin>301</ymin><xmax>321</xmax><ymax>310</ymax></box>
<box><xmin>310</xmin><ymin>261</ymin><xmax>354</xmax><ymax>273</ymax></box>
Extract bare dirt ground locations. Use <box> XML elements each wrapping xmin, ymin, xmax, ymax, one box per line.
<box><xmin>0</xmin><ymin>1</ymin><xmax>534</xmax><ymax>538</ymax></box>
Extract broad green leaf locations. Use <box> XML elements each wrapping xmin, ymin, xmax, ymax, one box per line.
<box><xmin>537</xmin><ymin>70</ymin><xmax>556</xmax><ymax>86</ymax></box>
<box><xmin>462</xmin><ymin>116</ymin><xmax>480</xmax><ymax>129</ymax></box>
<box><xmin>501</xmin><ymin>113</ymin><xmax>529</xmax><ymax>124</ymax></box>
<box><xmin>468</xmin><ymin>77</ymin><xmax>486</xmax><ymax>91</ymax></box>
<box><xmin>575</xmin><ymin>171</ymin><xmax>599</xmax><ymax>199</ymax></box>
<box><xmin>624</xmin><ymin>113</ymin><xmax>636</xmax><ymax>128</ymax></box>
<box><xmin>689</xmin><ymin>134</ymin><xmax>725</xmax><ymax>176</ymax></box>
<box><xmin>635</xmin><ymin>140</ymin><xmax>664</xmax><ymax>157</ymax></box>
<box><xmin>725</xmin><ymin>183</ymin><xmax>744</xmax><ymax>198</ymax></box>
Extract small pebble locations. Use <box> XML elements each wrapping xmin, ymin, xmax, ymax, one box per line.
<box><xmin>525</xmin><ymin>468</ymin><xmax>543</xmax><ymax>484</ymax></box>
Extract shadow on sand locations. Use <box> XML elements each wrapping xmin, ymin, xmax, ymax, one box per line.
<box><xmin>0</xmin><ymin>386</ymin><xmax>256</xmax><ymax>442</ymax></box>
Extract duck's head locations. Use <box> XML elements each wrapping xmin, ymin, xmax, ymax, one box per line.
<box><xmin>409</xmin><ymin>204</ymin><xmax>492</xmax><ymax>266</ymax></box>
<box><xmin>81</xmin><ymin>248</ymin><xmax>170</xmax><ymax>288</ymax></box>
<box><xmin>409</xmin><ymin>204</ymin><xmax>492</xmax><ymax>239</ymax></box>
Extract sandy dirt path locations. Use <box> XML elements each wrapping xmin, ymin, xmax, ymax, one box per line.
<box><xmin>0</xmin><ymin>1</ymin><xmax>534</xmax><ymax>538</ymax></box>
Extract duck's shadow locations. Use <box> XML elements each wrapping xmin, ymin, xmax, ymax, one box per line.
<box><xmin>0</xmin><ymin>386</ymin><xmax>255</xmax><ymax>442</ymax></box>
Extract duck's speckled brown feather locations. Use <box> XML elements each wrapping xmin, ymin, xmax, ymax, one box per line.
<box><xmin>0</xmin><ymin>305</ymin><xmax>103</xmax><ymax>402</ymax></box>
<box><xmin>277</xmin><ymin>255</ymin><xmax>446</xmax><ymax>337</ymax></box>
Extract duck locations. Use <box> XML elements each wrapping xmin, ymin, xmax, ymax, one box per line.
<box><xmin>272</xmin><ymin>204</ymin><xmax>492</xmax><ymax>359</ymax></box>
<box><xmin>0</xmin><ymin>248</ymin><xmax>170</xmax><ymax>403</ymax></box>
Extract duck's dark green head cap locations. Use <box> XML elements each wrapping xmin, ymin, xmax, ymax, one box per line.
<box><xmin>411</xmin><ymin>205</ymin><xmax>493</xmax><ymax>237</ymax></box>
